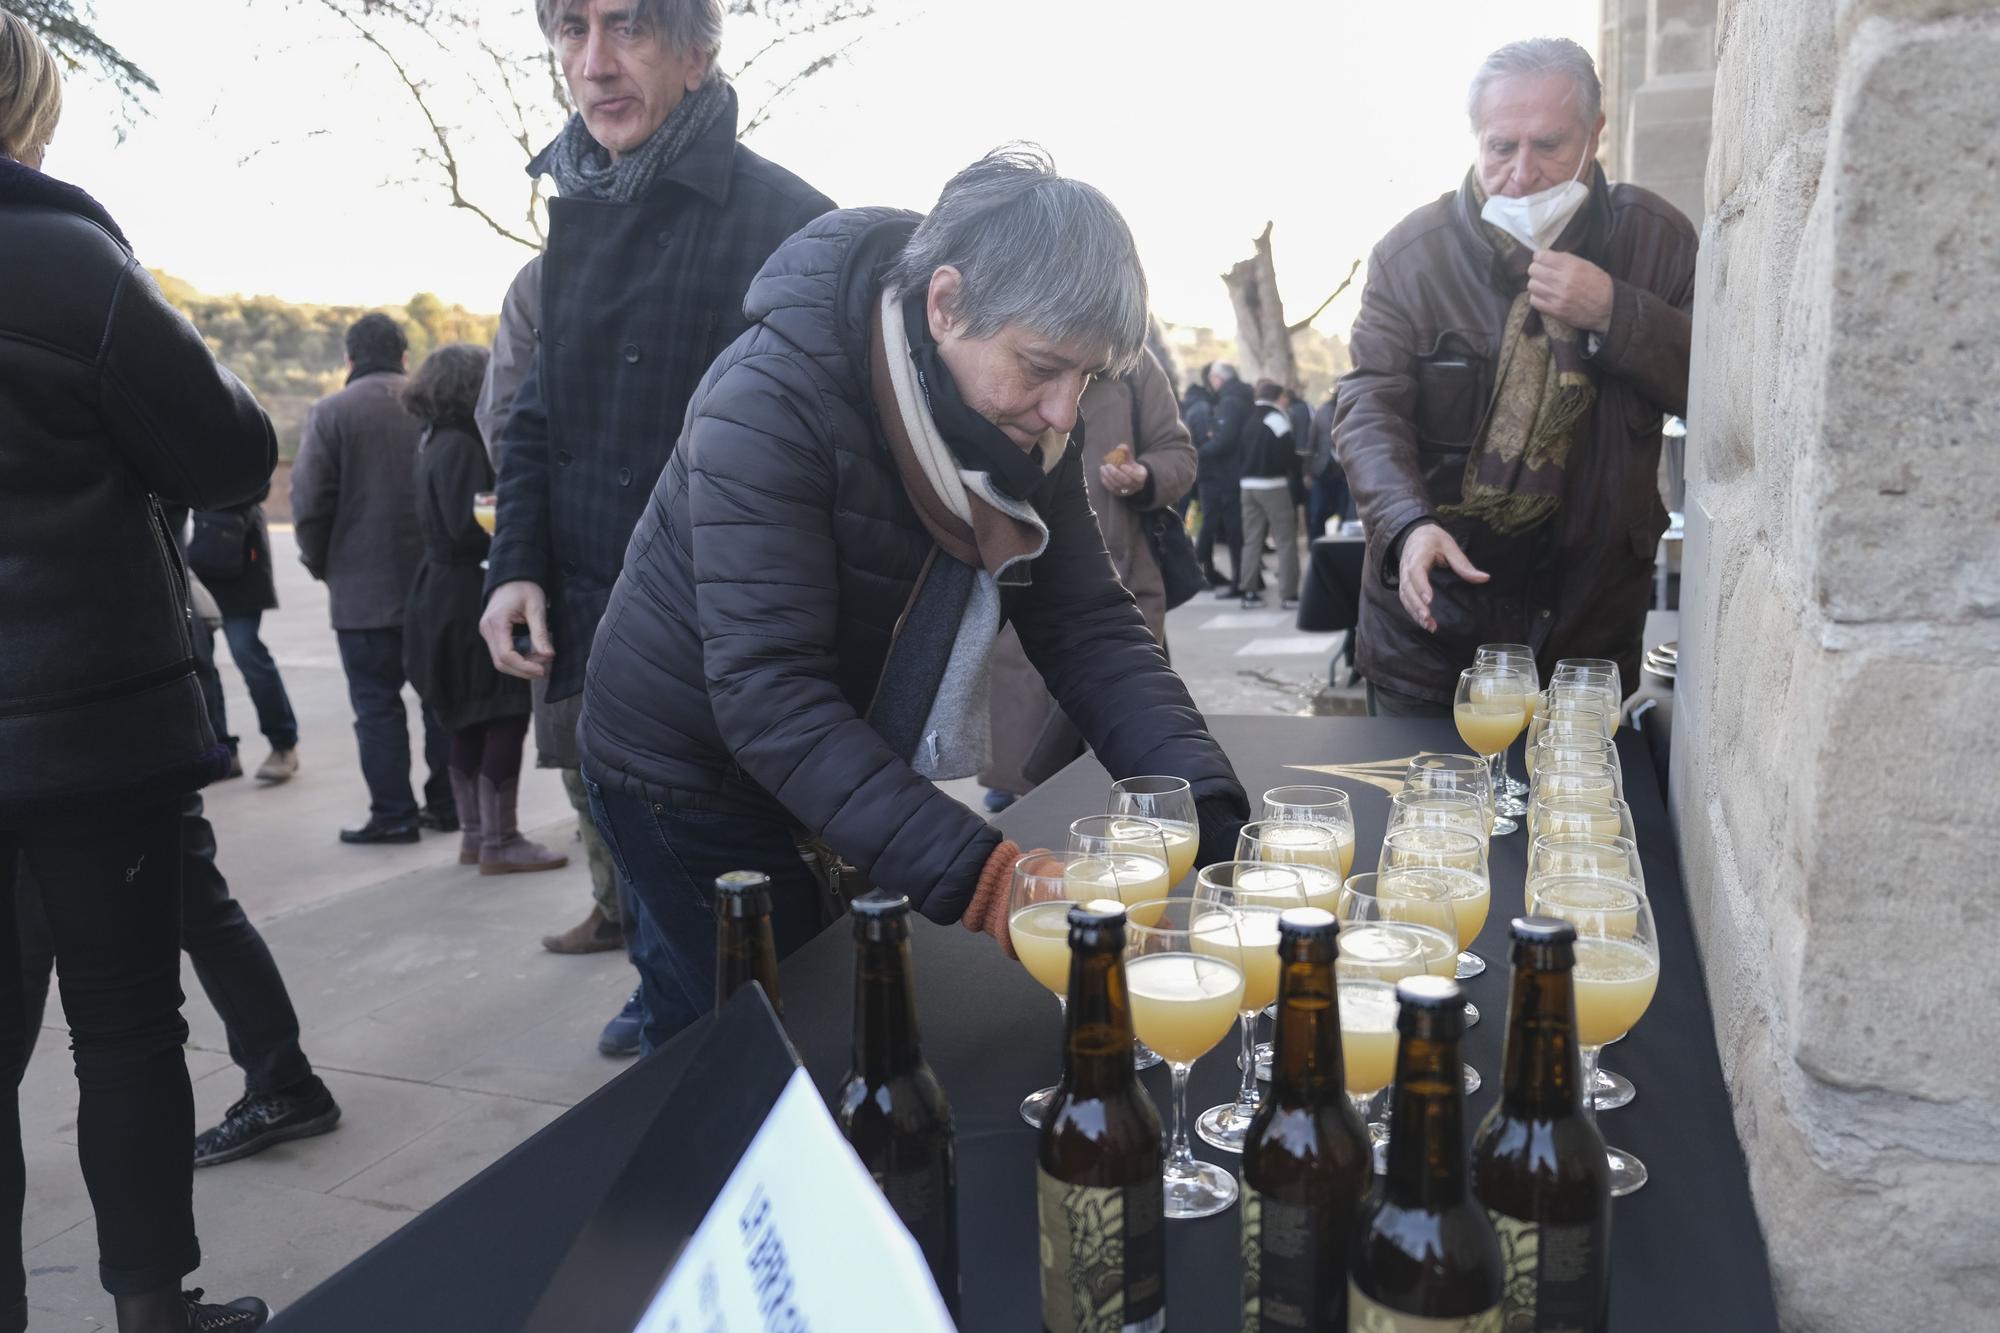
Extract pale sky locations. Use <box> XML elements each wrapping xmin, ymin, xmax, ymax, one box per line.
<box><xmin>46</xmin><ymin>0</ymin><xmax>1597</xmax><ymax>331</ymax></box>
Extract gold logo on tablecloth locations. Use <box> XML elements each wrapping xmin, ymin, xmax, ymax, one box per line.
<box><xmin>1287</xmin><ymin>751</ymin><xmax>1443</xmax><ymax>795</ymax></box>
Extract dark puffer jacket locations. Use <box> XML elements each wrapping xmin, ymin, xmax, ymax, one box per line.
<box><xmin>0</xmin><ymin>159</ymin><xmax>275</xmax><ymax>811</ymax></box>
<box><xmin>580</xmin><ymin>208</ymin><xmax>1245</xmax><ymax>923</ymax></box>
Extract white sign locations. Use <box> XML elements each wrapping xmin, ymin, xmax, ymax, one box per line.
<box><xmin>632</xmin><ymin>1068</ymin><xmax>957</xmax><ymax>1333</ymax></box>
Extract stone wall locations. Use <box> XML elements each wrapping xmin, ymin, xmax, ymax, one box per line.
<box><xmin>1601</xmin><ymin>0</ymin><xmax>1716</xmax><ymax>227</ymax></box>
<box><xmin>1676</xmin><ymin>0</ymin><xmax>2000</xmax><ymax>1327</ymax></box>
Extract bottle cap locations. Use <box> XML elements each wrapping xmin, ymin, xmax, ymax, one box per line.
<box><xmin>715</xmin><ymin>870</ymin><xmax>771</xmax><ymax>897</ymax></box>
<box><xmin>1076</xmin><ymin>900</ymin><xmax>1126</xmax><ymax>922</ymax></box>
<box><xmin>1510</xmin><ymin>915</ymin><xmax>1577</xmax><ymax>945</ymax></box>
<box><xmin>1395</xmin><ymin>974</ymin><xmax>1462</xmax><ymax>1009</ymax></box>
<box><xmin>1278</xmin><ymin>906</ymin><xmax>1337</xmax><ymax>942</ymax></box>
<box><xmin>850</xmin><ymin>890</ymin><xmax>910</xmax><ymax>920</ymax></box>
<box><xmin>1395</xmin><ymin>973</ymin><xmax>1465</xmax><ymax>1040</ymax></box>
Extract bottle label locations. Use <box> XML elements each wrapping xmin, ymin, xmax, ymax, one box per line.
<box><xmin>1347</xmin><ymin>1281</ymin><xmax>1501</xmax><ymax>1333</ymax></box>
<box><xmin>1486</xmin><ymin>1211</ymin><xmax>1602</xmax><ymax>1333</ymax></box>
<box><xmin>1240</xmin><ymin>1183</ymin><xmax>1333</xmax><ymax>1331</ymax></box>
<box><xmin>1038</xmin><ymin>1169</ymin><xmax>1166</xmax><ymax>1333</ymax></box>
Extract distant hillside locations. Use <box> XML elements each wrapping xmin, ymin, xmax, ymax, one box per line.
<box><xmin>153</xmin><ymin>273</ymin><xmax>499</xmax><ymax>457</ymax></box>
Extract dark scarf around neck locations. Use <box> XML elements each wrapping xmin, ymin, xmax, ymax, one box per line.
<box><xmin>898</xmin><ymin>289</ymin><xmax>1048</xmax><ymax>503</ymax></box>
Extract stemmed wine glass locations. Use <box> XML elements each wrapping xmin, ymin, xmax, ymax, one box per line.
<box><xmin>1552</xmin><ymin>658</ymin><xmax>1624</xmax><ymax>734</ymax></box>
<box><xmin>1475</xmin><ymin>643</ymin><xmax>1540</xmax><ymax>813</ymax></box>
<box><xmin>1123</xmin><ymin>898</ymin><xmax>1246</xmax><ymax>1218</ymax></box>
<box><xmin>1527</xmin><ymin>874</ymin><xmax>1660</xmax><ymax>1196</ymax></box>
<box><xmin>1453</xmin><ymin>664</ymin><xmax>1533</xmax><ymax>835</ymax></box>
<box><xmin>1008</xmin><ymin>850</ymin><xmax>1118</xmax><ymax>1128</ymax></box>
<box><xmin>1235</xmin><ymin>820</ymin><xmax>1343</xmax><ymax>913</ymax></box>
<box><xmin>1333</xmin><ymin>872</ymin><xmax>1479</xmax><ymax>1093</ymax></box>
<box><xmin>1108</xmin><ymin>776</ymin><xmax>1199</xmax><ymax>888</ymax></box>
<box><xmin>1261</xmin><ymin>786</ymin><xmax>1357</xmax><ymax>879</ymax></box>
<box><xmin>1380</xmin><ymin>825</ymin><xmax>1491</xmax><ymax>989</ymax></box>
<box><xmin>1191</xmin><ymin>863</ymin><xmax>1304</xmax><ymax>1153</ymax></box>
<box><xmin>1070</xmin><ymin>815</ymin><xmax>1173</xmax><ymax>1069</ymax></box>
<box><xmin>1335</xmin><ymin>976</ymin><xmax>1399</xmax><ymax>1171</ymax></box>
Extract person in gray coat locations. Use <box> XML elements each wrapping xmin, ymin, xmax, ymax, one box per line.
<box><xmin>291</xmin><ymin>313</ymin><xmax>455</xmax><ymax>844</ymax></box>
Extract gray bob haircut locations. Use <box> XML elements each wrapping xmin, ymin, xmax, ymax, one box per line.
<box><xmin>535</xmin><ymin>0</ymin><xmax>725</xmax><ymax>71</ymax></box>
<box><xmin>1467</xmin><ymin>37</ymin><xmax>1602</xmax><ymax>131</ymax></box>
<box><xmin>889</xmin><ymin>144</ymin><xmax>1149</xmax><ymax>376</ymax></box>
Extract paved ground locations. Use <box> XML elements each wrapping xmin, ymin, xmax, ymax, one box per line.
<box><xmin>17</xmin><ymin>539</ymin><xmax>1355</xmax><ymax>1329</ymax></box>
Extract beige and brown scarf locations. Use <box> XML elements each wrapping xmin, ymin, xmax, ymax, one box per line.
<box><xmin>1438</xmin><ymin>177</ymin><xmax>1598</xmax><ymax>536</ymax></box>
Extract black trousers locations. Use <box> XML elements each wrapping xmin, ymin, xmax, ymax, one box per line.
<box><xmin>335</xmin><ymin>627</ymin><xmax>451</xmax><ymax>824</ymax></box>
<box><xmin>1195</xmin><ymin>478</ymin><xmax>1244</xmax><ymax>588</ymax></box>
<box><xmin>15</xmin><ymin>793</ymin><xmax>314</xmax><ymax>1096</ymax></box>
<box><xmin>1</xmin><ymin>802</ymin><xmax>198</xmax><ymax>1318</ymax></box>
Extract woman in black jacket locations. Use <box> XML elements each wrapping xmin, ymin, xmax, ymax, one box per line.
<box><xmin>0</xmin><ymin>18</ymin><xmax>276</xmax><ymax>1332</ymax></box>
<box><xmin>576</xmin><ymin>147</ymin><xmax>1248</xmax><ymax>1050</ymax></box>
<box><xmin>401</xmin><ymin>345</ymin><xmax>566</xmax><ymax>877</ymax></box>
<box><xmin>188</xmin><ymin>489</ymin><xmax>300</xmax><ymax>783</ymax></box>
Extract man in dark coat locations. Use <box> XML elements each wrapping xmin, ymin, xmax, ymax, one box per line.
<box><xmin>577</xmin><ymin>149</ymin><xmax>1248</xmax><ymax>1049</ymax></box>
<box><xmin>1334</xmin><ymin>37</ymin><xmax>1694</xmax><ymax>715</ymax></box>
<box><xmin>1199</xmin><ymin>362</ymin><xmax>1255</xmax><ymax>595</ymax></box>
<box><xmin>292</xmin><ymin>313</ymin><xmax>454</xmax><ymax>842</ymax></box>
<box><xmin>1306</xmin><ymin>389</ymin><xmax>1350</xmax><ymax>537</ymax></box>
<box><xmin>478</xmin><ymin>0</ymin><xmax>833</xmax><ymax>1055</ymax></box>
<box><xmin>187</xmin><ymin>490</ymin><xmax>300</xmax><ymax>784</ymax></box>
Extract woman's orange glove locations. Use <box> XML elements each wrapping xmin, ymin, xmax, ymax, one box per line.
<box><xmin>961</xmin><ymin>839</ymin><xmax>1026</xmax><ymax>958</ymax></box>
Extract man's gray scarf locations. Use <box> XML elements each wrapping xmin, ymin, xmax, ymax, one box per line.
<box><xmin>543</xmin><ymin>77</ymin><xmax>729</xmax><ymax>204</ymax></box>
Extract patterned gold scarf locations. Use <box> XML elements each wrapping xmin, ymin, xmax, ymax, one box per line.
<box><xmin>1438</xmin><ymin>174</ymin><xmax>1597</xmax><ymax>536</ymax></box>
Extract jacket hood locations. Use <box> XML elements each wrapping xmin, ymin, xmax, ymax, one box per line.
<box><xmin>740</xmin><ymin>205</ymin><xmax>919</xmax><ymax>382</ymax></box>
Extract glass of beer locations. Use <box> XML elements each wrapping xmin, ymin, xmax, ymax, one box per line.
<box><xmin>1123</xmin><ymin>897</ymin><xmax>1247</xmax><ymax>1218</ymax></box>
<box><xmin>1009</xmin><ymin>850</ymin><xmax>1120</xmax><ymax>1128</ymax></box>
<box><xmin>1475</xmin><ymin>643</ymin><xmax>1541</xmax><ymax>811</ymax></box>
<box><xmin>1381</xmin><ymin>826</ymin><xmax>1491</xmax><ymax>985</ymax></box>
<box><xmin>1236</xmin><ymin>820</ymin><xmax>1343</xmax><ymax>915</ymax></box>
<box><xmin>1403</xmin><ymin>754</ymin><xmax>1497</xmax><ymax>828</ymax></box>
<box><xmin>1388</xmin><ymin>790</ymin><xmax>1490</xmax><ymax>857</ymax></box>
<box><xmin>1067</xmin><ymin>816</ymin><xmax>1173</xmax><ymax>927</ymax></box>
<box><xmin>472</xmin><ymin>491</ymin><xmax>498</xmax><ymax>536</ymax></box>
<box><xmin>1108</xmin><ymin>776</ymin><xmax>1199</xmax><ymax>887</ymax></box>
<box><xmin>1527</xmin><ymin>834</ymin><xmax>1645</xmax><ymax>892</ymax></box>
<box><xmin>1260</xmin><ymin>786</ymin><xmax>1357</xmax><ymax>878</ymax></box>
<box><xmin>1527</xmin><ymin>795</ymin><xmax>1638</xmax><ymax>851</ymax></box>
<box><xmin>1336</xmin><ymin>976</ymin><xmax>1400</xmax><ymax>1168</ymax></box>
<box><xmin>1529</xmin><ymin>726</ymin><xmax>1618</xmax><ymax>782</ymax></box>
<box><xmin>1454</xmin><ymin>665</ymin><xmax>1532</xmax><ymax>834</ymax></box>
<box><xmin>1530</xmin><ymin>758</ymin><xmax>1624</xmax><ymax>811</ymax></box>
<box><xmin>1527</xmin><ymin>875</ymin><xmax>1660</xmax><ymax>1196</ymax></box>
<box><xmin>1192</xmin><ymin>864</ymin><xmax>1304</xmax><ymax>1153</ymax></box>
<box><xmin>1334</xmin><ymin>874</ymin><xmax>1479</xmax><ymax>1100</ymax></box>
<box><xmin>1553</xmin><ymin>659</ymin><xmax>1623</xmax><ymax>734</ymax></box>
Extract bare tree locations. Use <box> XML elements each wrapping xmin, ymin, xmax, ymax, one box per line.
<box><xmin>292</xmin><ymin>0</ymin><xmax>878</xmax><ymax>252</ymax></box>
<box><xmin>7</xmin><ymin>0</ymin><xmax>157</xmax><ymax>111</ymax></box>
<box><xmin>1221</xmin><ymin>220</ymin><xmax>1359</xmax><ymax>387</ymax></box>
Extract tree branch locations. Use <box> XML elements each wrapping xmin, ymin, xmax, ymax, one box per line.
<box><xmin>1286</xmin><ymin>257</ymin><xmax>1363</xmax><ymax>334</ymax></box>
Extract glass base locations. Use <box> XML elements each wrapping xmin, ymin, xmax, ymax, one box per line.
<box><xmin>1163</xmin><ymin>1159</ymin><xmax>1238</xmax><ymax>1218</ymax></box>
<box><xmin>1592</xmin><ymin>1066</ymin><xmax>1636</xmax><ymax>1111</ymax></box>
<box><xmin>1134</xmin><ymin>1040</ymin><xmax>1162</xmax><ymax>1072</ymax></box>
<box><xmin>1196</xmin><ymin>1099</ymin><xmax>1259</xmax><ymax>1153</ymax></box>
<box><xmin>1464</xmin><ymin>1001</ymin><xmax>1480</xmax><ymax>1028</ymax></box>
<box><xmin>1607</xmin><ymin>1145</ymin><xmax>1648</xmax><ymax>1197</ymax></box>
<box><xmin>1463</xmin><ymin>1063</ymin><xmax>1482</xmax><ymax>1095</ymax></box>
<box><xmin>1020</xmin><ymin>1084</ymin><xmax>1057</xmax><ymax>1129</ymax></box>
<box><xmin>1455</xmin><ymin>950</ymin><xmax>1487</xmax><ymax>979</ymax></box>
<box><xmin>1491</xmin><ymin>813</ymin><xmax>1520</xmax><ymax>836</ymax></box>
<box><xmin>1502</xmin><ymin>773</ymin><xmax>1528</xmax><ymax>798</ymax></box>
<box><xmin>1497</xmin><ymin>791</ymin><xmax>1527</xmax><ymax>817</ymax></box>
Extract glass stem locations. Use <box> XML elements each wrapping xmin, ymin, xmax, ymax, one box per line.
<box><xmin>1581</xmin><ymin>1045</ymin><xmax>1603</xmax><ymax>1126</ymax></box>
<box><xmin>1168</xmin><ymin>1062</ymin><xmax>1196</xmax><ymax>1173</ymax></box>
<box><xmin>1235</xmin><ymin>1015</ymin><xmax>1260</xmax><ymax>1112</ymax></box>
<box><xmin>1494</xmin><ymin>746</ymin><xmax>1512</xmax><ymax>800</ymax></box>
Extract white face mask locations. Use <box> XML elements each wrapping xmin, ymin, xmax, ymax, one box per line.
<box><xmin>1480</xmin><ymin>150</ymin><xmax>1591</xmax><ymax>251</ymax></box>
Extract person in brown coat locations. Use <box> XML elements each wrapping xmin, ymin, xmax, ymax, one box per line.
<box><xmin>981</xmin><ymin>345</ymin><xmax>1198</xmax><ymax>804</ymax></box>
<box><xmin>1333</xmin><ymin>36</ymin><xmax>1695</xmax><ymax>715</ymax></box>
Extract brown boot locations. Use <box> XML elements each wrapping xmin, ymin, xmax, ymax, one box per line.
<box><xmin>477</xmin><ymin>775</ymin><xmax>569</xmax><ymax>876</ymax></box>
<box><xmin>449</xmin><ymin>769</ymin><xmax>482</xmax><ymax>866</ymax></box>
<box><xmin>541</xmin><ymin>905</ymin><xmax>624</xmax><ymax>954</ymax></box>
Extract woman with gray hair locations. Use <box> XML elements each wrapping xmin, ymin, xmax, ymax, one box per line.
<box><xmin>576</xmin><ymin>146</ymin><xmax>1247</xmax><ymax>1049</ymax></box>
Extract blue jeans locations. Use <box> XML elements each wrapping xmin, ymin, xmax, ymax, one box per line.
<box><xmin>335</xmin><ymin>627</ymin><xmax>451</xmax><ymax>824</ymax></box>
<box><xmin>583</xmin><ymin>773</ymin><xmax>823</xmax><ymax>1052</ymax></box>
<box><xmin>221</xmin><ymin>612</ymin><xmax>299</xmax><ymax>751</ymax></box>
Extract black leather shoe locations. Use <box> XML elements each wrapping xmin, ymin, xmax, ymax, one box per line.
<box><xmin>184</xmin><ymin>1289</ymin><xmax>270</xmax><ymax>1331</ymax></box>
<box><xmin>417</xmin><ymin>804</ymin><xmax>460</xmax><ymax>833</ymax></box>
<box><xmin>194</xmin><ymin>1080</ymin><xmax>342</xmax><ymax>1167</ymax></box>
<box><xmin>339</xmin><ymin>820</ymin><xmax>420</xmax><ymax>845</ymax></box>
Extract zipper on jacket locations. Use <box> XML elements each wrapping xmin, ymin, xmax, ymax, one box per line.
<box><xmin>145</xmin><ymin>497</ymin><xmax>196</xmax><ymax>659</ymax></box>
<box><xmin>863</xmin><ymin>546</ymin><xmax>940</xmax><ymax>722</ymax></box>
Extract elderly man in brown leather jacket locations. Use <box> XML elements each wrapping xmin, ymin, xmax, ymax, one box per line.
<box><xmin>1334</xmin><ymin>37</ymin><xmax>1696</xmax><ymax>715</ymax></box>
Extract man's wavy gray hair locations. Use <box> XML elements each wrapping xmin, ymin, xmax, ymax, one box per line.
<box><xmin>889</xmin><ymin>145</ymin><xmax>1150</xmax><ymax>376</ymax></box>
<box><xmin>535</xmin><ymin>0</ymin><xmax>724</xmax><ymax>73</ymax></box>
<box><xmin>1467</xmin><ymin>37</ymin><xmax>1602</xmax><ymax>131</ymax></box>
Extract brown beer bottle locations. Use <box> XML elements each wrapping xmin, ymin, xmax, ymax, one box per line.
<box><xmin>1471</xmin><ymin>918</ymin><xmax>1611</xmax><ymax>1332</ymax></box>
<box><xmin>834</xmin><ymin>891</ymin><xmax>960</xmax><ymax>1314</ymax></box>
<box><xmin>714</xmin><ymin>870</ymin><xmax>781</xmax><ymax>1016</ymax></box>
<box><xmin>1241</xmin><ymin>907</ymin><xmax>1372</xmax><ymax>1331</ymax></box>
<box><xmin>1038</xmin><ymin>902</ymin><xmax>1166</xmax><ymax>1333</ymax></box>
<box><xmin>1348</xmin><ymin>975</ymin><xmax>1503</xmax><ymax>1332</ymax></box>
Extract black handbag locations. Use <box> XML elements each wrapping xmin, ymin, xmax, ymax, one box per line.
<box><xmin>1122</xmin><ymin>372</ymin><xmax>1205</xmax><ymax>611</ymax></box>
<box><xmin>187</xmin><ymin>509</ymin><xmax>251</xmax><ymax>583</ymax></box>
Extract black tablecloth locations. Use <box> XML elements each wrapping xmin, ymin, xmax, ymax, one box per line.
<box><xmin>275</xmin><ymin>716</ymin><xmax>1778</xmax><ymax>1333</ymax></box>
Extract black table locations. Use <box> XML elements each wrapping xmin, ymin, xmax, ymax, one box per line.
<box><xmin>275</xmin><ymin>716</ymin><xmax>1778</xmax><ymax>1332</ymax></box>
